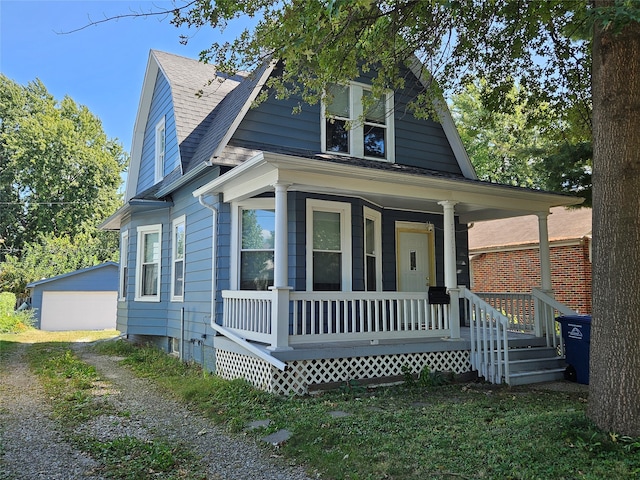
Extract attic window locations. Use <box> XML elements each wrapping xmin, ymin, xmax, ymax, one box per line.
<box><xmin>322</xmin><ymin>83</ymin><xmax>394</xmax><ymax>162</ymax></box>
<box><xmin>154</xmin><ymin>116</ymin><xmax>166</xmax><ymax>184</ymax></box>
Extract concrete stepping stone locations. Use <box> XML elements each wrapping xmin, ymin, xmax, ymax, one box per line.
<box><xmin>261</xmin><ymin>429</ymin><xmax>292</xmax><ymax>446</ymax></box>
<box><xmin>246</xmin><ymin>419</ymin><xmax>271</xmax><ymax>430</ymax></box>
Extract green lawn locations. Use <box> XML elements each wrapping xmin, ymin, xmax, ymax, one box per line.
<box><xmin>3</xmin><ymin>331</ymin><xmax>639</xmax><ymax>479</ymax></box>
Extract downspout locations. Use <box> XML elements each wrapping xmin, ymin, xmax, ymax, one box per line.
<box><xmin>198</xmin><ymin>194</ymin><xmax>218</xmax><ymax>333</ymax></box>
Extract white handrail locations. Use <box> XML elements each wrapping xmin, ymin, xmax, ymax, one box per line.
<box><xmin>474</xmin><ymin>292</ymin><xmax>535</xmax><ymax>333</ymax></box>
<box><xmin>531</xmin><ymin>288</ymin><xmax>577</xmax><ymax>352</ymax></box>
<box><xmin>462</xmin><ymin>287</ymin><xmax>511</xmax><ymax>385</ymax></box>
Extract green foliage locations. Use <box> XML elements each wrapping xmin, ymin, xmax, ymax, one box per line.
<box><xmin>0</xmin><ymin>291</ymin><xmax>14</xmax><ymax>316</ymax></box>
<box><xmin>0</xmin><ymin>75</ymin><xmax>127</xmax><ymax>262</ymax></box>
<box><xmin>0</xmin><ymin>291</ymin><xmax>34</xmax><ymax>332</ymax></box>
<box><xmin>27</xmin><ymin>344</ymin><xmax>107</xmax><ymax>425</ymax></box>
<box><xmin>0</xmin><ymin>231</ymin><xmax>119</xmax><ymax>295</ymax></box>
<box><xmin>84</xmin><ymin>436</ymin><xmax>204</xmax><ymax>480</ymax></box>
<box><xmin>451</xmin><ymin>81</ymin><xmax>593</xmax><ymax>204</ymax></box>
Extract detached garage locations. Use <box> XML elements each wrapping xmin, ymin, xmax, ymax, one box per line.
<box><xmin>27</xmin><ymin>262</ymin><xmax>119</xmax><ymax>331</ymax></box>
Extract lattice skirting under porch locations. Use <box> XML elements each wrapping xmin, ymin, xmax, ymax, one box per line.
<box><xmin>215</xmin><ymin>349</ymin><xmax>471</xmax><ymax>395</ymax></box>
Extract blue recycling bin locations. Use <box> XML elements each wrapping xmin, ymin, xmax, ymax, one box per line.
<box><xmin>556</xmin><ymin>315</ymin><xmax>592</xmax><ymax>384</ymax></box>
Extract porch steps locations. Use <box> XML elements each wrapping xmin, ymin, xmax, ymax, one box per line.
<box><xmin>506</xmin><ymin>346</ymin><xmax>566</xmax><ymax>386</ymax></box>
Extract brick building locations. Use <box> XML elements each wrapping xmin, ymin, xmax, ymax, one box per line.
<box><xmin>468</xmin><ymin>207</ymin><xmax>592</xmax><ymax>314</ymax></box>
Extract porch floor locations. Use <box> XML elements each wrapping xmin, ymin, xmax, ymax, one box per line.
<box><xmin>259</xmin><ymin>327</ymin><xmax>542</xmax><ymax>362</ymax></box>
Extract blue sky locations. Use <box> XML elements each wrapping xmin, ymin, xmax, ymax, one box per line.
<box><xmin>1</xmin><ymin>1</ymin><xmax>244</xmax><ymax>152</ymax></box>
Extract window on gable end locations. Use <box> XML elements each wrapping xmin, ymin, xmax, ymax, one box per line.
<box><xmin>322</xmin><ymin>83</ymin><xmax>394</xmax><ymax>162</ymax></box>
<box><xmin>155</xmin><ymin>117</ymin><xmax>166</xmax><ymax>184</ymax></box>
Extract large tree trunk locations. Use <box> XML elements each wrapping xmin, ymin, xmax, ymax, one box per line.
<box><xmin>588</xmin><ymin>2</ymin><xmax>640</xmax><ymax>437</ymax></box>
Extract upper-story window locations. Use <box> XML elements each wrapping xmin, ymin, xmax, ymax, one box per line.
<box><xmin>154</xmin><ymin>117</ymin><xmax>166</xmax><ymax>184</ymax></box>
<box><xmin>322</xmin><ymin>83</ymin><xmax>394</xmax><ymax>162</ymax></box>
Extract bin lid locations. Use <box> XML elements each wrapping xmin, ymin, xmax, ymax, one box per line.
<box><xmin>556</xmin><ymin>314</ymin><xmax>592</xmax><ymax>324</ymax></box>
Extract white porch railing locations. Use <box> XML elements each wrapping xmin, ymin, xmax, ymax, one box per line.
<box><xmin>289</xmin><ymin>291</ymin><xmax>450</xmax><ymax>344</ymax></box>
<box><xmin>474</xmin><ymin>292</ymin><xmax>535</xmax><ymax>333</ymax></box>
<box><xmin>532</xmin><ymin>287</ymin><xmax>577</xmax><ymax>354</ymax></box>
<box><xmin>221</xmin><ymin>290</ymin><xmax>273</xmax><ymax>344</ymax></box>
<box><xmin>462</xmin><ymin>287</ymin><xmax>511</xmax><ymax>385</ymax></box>
<box><xmin>220</xmin><ymin>290</ymin><xmax>452</xmax><ymax>348</ymax></box>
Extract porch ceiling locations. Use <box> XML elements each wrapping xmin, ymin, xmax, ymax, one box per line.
<box><xmin>192</xmin><ymin>152</ymin><xmax>583</xmax><ymax>223</ymax></box>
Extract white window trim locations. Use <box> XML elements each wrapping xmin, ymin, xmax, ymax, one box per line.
<box><xmin>364</xmin><ymin>207</ymin><xmax>382</xmax><ymax>291</ymax></box>
<box><xmin>135</xmin><ymin>224</ymin><xmax>162</xmax><ymax>302</ymax></box>
<box><xmin>306</xmin><ymin>199</ymin><xmax>352</xmax><ymax>291</ymax></box>
<box><xmin>119</xmin><ymin>230</ymin><xmax>129</xmax><ymax>301</ymax></box>
<box><xmin>154</xmin><ymin>116</ymin><xmax>166</xmax><ymax>184</ymax></box>
<box><xmin>230</xmin><ymin>198</ymin><xmax>276</xmax><ymax>290</ymax></box>
<box><xmin>321</xmin><ymin>81</ymin><xmax>395</xmax><ymax>162</ymax></box>
<box><xmin>171</xmin><ymin>215</ymin><xmax>186</xmax><ymax>302</ymax></box>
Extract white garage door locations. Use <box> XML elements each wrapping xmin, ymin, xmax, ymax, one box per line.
<box><xmin>41</xmin><ymin>291</ymin><xmax>117</xmax><ymax>331</ymax></box>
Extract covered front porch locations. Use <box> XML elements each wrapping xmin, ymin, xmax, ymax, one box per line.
<box><xmin>193</xmin><ymin>152</ymin><xmax>582</xmax><ymax>394</ymax></box>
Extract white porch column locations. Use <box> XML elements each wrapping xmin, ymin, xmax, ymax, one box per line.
<box><xmin>438</xmin><ymin>201</ymin><xmax>458</xmax><ymax>289</ymax></box>
<box><xmin>273</xmin><ymin>183</ymin><xmax>290</xmax><ymax>288</ymax></box>
<box><xmin>534</xmin><ymin>211</ymin><xmax>553</xmax><ymax>338</ymax></box>
<box><xmin>438</xmin><ymin>200</ymin><xmax>460</xmax><ymax>339</ymax></box>
<box><xmin>537</xmin><ymin>211</ymin><xmax>553</xmax><ymax>292</ymax></box>
<box><xmin>269</xmin><ymin>183</ymin><xmax>292</xmax><ymax>351</ymax></box>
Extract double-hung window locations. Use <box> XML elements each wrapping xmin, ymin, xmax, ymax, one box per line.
<box><xmin>322</xmin><ymin>82</ymin><xmax>394</xmax><ymax>162</ymax></box>
<box><xmin>135</xmin><ymin>224</ymin><xmax>162</xmax><ymax>301</ymax></box>
<box><xmin>306</xmin><ymin>199</ymin><xmax>352</xmax><ymax>291</ymax></box>
<box><xmin>233</xmin><ymin>200</ymin><xmax>276</xmax><ymax>290</ymax></box>
<box><xmin>154</xmin><ymin>117</ymin><xmax>166</xmax><ymax>184</ymax></box>
<box><xmin>364</xmin><ymin>207</ymin><xmax>382</xmax><ymax>291</ymax></box>
<box><xmin>171</xmin><ymin>216</ymin><xmax>185</xmax><ymax>301</ymax></box>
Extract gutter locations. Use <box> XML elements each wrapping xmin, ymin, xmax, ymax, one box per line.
<box><xmin>156</xmin><ymin>164</ymin><xmax>220</xmax><ymax>198</ymax></box>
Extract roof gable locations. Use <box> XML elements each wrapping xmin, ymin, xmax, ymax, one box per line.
<box><xmin>125</xmin><ymin>50</ymin><xmax>244</xmax><ymax>200</ymax></box>
<box><xmin>26</xmin><ymin>262</ymin><xmax>119</xmax><ymax>288</ymax></box>
<box><xmin>126</xmin><ymin>52</ymin><xmax>476</xmax><ymax>201</ymax></box>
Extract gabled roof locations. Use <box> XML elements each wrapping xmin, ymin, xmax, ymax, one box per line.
<box><xmin>125</xmin><ymin>51</ymin><xmax>477</xmax><ymax>202</ymax></box>
<box><xmin>125</xmin><ymin>50</ymin><xmax>247</xmax><ymax>200</ymax></box>
<box><xmin>468</xmin><ymin>206</ymin><xmax>592</xmax><ymax>252</ymax></box>
<box><xmin>26</xmin><ymin>262</ymin><xmax>119</xmax><ymax>289</ymax></box>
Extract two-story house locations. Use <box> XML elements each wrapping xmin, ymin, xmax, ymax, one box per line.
<box><xmin>102</xmin><ymin>50</ymin><xmax>582</xmax><ymax>393</ymax></box>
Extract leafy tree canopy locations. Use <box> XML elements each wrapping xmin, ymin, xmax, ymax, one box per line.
<box><xmin>0</xmin><ymin>75</ymin><xmax>128</xmax><ymax>261</ymax></box>
<box><xmin>0</xmin><ymin>231</ymin><xmax>119</xmax><ymax>297</ymax></box>
<box><xmin>450</xmin><ymin>81</ymin><xmax>592</xmax><ymax>204</ymax></box>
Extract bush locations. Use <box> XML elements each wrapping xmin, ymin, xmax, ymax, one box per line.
<box><xmin>0</xmin><ymin>292</ymin><xmax>35</xmax><ymax>333</ymax></box>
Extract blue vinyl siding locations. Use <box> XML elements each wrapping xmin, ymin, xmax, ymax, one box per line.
<box><xmin>232</xmin><ymin>66</ymin><xmax>461</xmax><ymax>174</ymax></box>
<box><xmin>125</xmin><ymin>208</ymin><xmax>171</xmax><ymax>337</ymax></box>
<box><xmin>137</xmin><ymin>71</ymin><xmax>180</xmax><ymax>194</ymax></box>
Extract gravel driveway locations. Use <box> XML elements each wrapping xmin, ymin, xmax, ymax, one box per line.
<box><xmin>0</xmin><ymin>343</ymin><xmax>316</xmax><ymax>480</ymax></box>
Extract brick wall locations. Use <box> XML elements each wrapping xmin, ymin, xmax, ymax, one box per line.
<box><xmin>471</xmin><ymin>241</ymin><xmax>592</xmax><ymax>314</ymax></box>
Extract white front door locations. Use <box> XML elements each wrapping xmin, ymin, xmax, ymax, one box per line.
<box><xmin>396</xmin><ymin>223</ymin><xmax>435</xmax><ymax>292</ymax></box>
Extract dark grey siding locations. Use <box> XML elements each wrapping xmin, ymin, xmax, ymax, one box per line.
<box><xmin>231</xmin><ymin>66</ymin><xmax>462</xmax><ymax>174</ymax></box>
<box><xmin>136</xmin><ymin>71</ymin><xmax>180</xmax><ymax>194</ymax></box>
<box><xmin>287</xmin><ymin>192</ymin><xmax>469</xmax><ymax>293</ymax></box>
